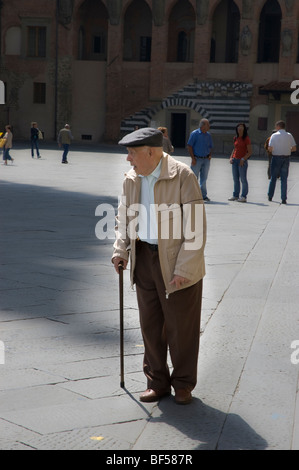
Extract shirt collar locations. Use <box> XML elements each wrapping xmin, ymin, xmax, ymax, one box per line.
<box><xmin>151</xmin><ymin>158</ymin><xmax>162</xmax><ymax>179</ymax></box>
<box><xmin>139</xmin><ymin>157</ymin><xmax>162</xmax><ymax>179</ymax></box>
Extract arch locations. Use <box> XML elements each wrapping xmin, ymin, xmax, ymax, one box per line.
<box><xmin>257</xmin><ymin>0</ymin><xmax>282</xmax><ymax>63</ymax></box>
<box><xmin>76</xmin><ymin>0</ymin><xmax>108</xmax><ymax>60</ymax></box>
<box><xmin>210</xmin><ymin>0</ymin><xmax>240</xmax><ymax>63</ymax></box>
<box><xmin>167</xmin><ymin>0</ymin><xmax>195</xmax><ymax>62</ymax></box>
<box><xmin>123</xmin><ymin>0</ymin><xmax>152</xmax><ymax>61</ymax></box>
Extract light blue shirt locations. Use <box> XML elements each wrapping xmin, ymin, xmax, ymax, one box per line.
<box><xmin>187</xmin><ymin>129</ymin><xmax>213</xmax><ymax>157</ymax></box>
<box><xmin>138</xmin><ymin>159</ymin><xmax>162</xmax><ymax>244</ymax></box>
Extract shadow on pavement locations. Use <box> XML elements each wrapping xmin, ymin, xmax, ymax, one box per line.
<box><xmin>154</xmin><ymin>397</ymin><xmax>268</xmax><ymax>450</ymax></box>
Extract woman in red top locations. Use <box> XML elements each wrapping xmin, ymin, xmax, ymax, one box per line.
<box><xmin>228</xmin><ymin>123</ymin><xmax>252</xmax><ymax>202</ymax></box>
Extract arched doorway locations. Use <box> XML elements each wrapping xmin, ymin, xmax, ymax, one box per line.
<box><xmin>171</xmin><ymin>112</ymin><xmax>187</xmax><ymax>148</ymax></box>
<box><xmin>77</xmin><ymin>0</ymin><xmax>108</xmax><ymax>61</ymax></box>
<box><xmin>257</xmin><ymin>0</ymin><xmax>281</xmax><ymax>63</ymax></box>
<box><xmin>210</xmin><ymin>0</ymin><xmax>240</xmax><ymax>63</ymax></box>
<box><xmin>123</xmin><ymin>0</ymin><xmax>152</xmax><ymax>61</ymax></box>
<box><xmin>167</xmin><ymin>0</ymin><xmax>195</xmax><ymax>62</ymax></box>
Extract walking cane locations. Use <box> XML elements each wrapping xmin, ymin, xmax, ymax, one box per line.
<box><xmin>118</xmin><ymin>261</ymin><xmax>125</xmax><ymax>388</ymax></box>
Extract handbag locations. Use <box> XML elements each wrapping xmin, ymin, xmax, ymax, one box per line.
<box><xmin>38</xmin><ymin>129</ymin><xmax>43</xmax><ymax>140</ymax></box>
<box><xmin>0</xmin><ymin>133</ymin><xmax>6</xmax><ymax>148</ymax></box>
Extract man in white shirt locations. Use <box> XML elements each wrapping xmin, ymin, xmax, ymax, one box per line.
<box><xmin>268</xmin><ymin>120</ymin><xmax>296</xmax><ymax>204</ymax></box>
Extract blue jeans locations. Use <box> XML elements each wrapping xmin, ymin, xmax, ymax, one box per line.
<box><xmin>62</xmin><ymin>144</ymin><xmax>69</xmax><ymax>162</ymax></box>
<box><xmin>3</xmin><ymin>148</ymin><xmax>12</xmax><ymax>161</ymax></box>
<box><xmin>31</xmin><ymin>139</ymin><xmax>40</xmax><ymax>157</ymax></box>
<box><xmin>191</xmin><ymin>157</ymin><xmax>210</xmax><ymax>199</ymax></box>
<box><xmin>268</xmin><ymin>156</ymin><xmax>290</xmax><ymax>201</ymax></box>
<box><xmin>232</xmin><ymin>158</ymin><xmax>248</xmax><ymax>198</ymax></box>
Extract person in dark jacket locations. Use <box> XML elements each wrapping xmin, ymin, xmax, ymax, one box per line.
<box><xmin>30</xmin><ymin>122</ymin><xmax>41</xmax><ymax>158</ymax></box>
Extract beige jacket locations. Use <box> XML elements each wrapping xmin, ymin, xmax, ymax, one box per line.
<box><xmin>4</xmin><ymin>131</ymin><xmax>13</xmax><ymax>149</ymax></box>
<box><xmin>58</xmin><ymin>128</ymin><xmax>73</xmax><ymax>145</ymax></box>
<box><xmin>113</xmin><ymin>153</ymin><xmax>206</xmax><ymax>296</ymax></box>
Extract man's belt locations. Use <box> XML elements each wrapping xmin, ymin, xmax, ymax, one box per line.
<box><xmin>137</xmin><ymin>238</ymin><xmax>158</xmax><ymax>251</ymax></box>
<box><xmin>273</xmin><ymin>154</ymin><xmax>290</xmax><ymax>158</ymax></box>
<box><xmin>195</xmin><ymin>155</ymin><xmax>209</xmax><ymax>159</ymax></box>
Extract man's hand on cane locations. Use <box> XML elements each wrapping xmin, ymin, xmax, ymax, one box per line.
<box><xmin>113</xmin><ymin>257</ymin><xmax>128</xmax><ymax>274</ymax></box>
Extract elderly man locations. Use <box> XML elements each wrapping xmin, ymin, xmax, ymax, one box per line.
<box><xmin>112</xmin><ymin>127</ymin><xmax>206</xmax><ymax>405</ymax></box>
<box><xmin>187</xmin><ymin>119</ymin><xmax>213</xmax><ymax>202</ymax></box>
<box><xmin>268</xmin><ymin>120</ymin><xmax>296</xmax><ymax>204</ymax></box>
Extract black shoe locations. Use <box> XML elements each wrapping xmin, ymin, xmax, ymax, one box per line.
<box><xmin>62</xmin><ymin>161</ymin><xmax>68</xmax><ymax>164</ymax></box>
<box><xmin>281</xmin><ymin>200</ymin><xmax>287</xmax><ymax>204</ymax></box>
<box><xmin>268</xmin><ymin>196</ymin><xmax>272</xmax><ymax>201</ymax></box>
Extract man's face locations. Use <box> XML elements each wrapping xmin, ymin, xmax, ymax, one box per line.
<box><xmin>200</xmin><ymin>121</ymin><xmax>210</xmax><ymax>133</ymax></box>
<box><xmin>126</xmin><ymin>146</ymin><xmax>154</xmax><ymax>176</ymax></box>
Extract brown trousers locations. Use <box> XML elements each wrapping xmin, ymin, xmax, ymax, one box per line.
<box><xmin>134</xmin><ymin>241</ymin><xmax>202</xmax><ymax>392</ymax></box>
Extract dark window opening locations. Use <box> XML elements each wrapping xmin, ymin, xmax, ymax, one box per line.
<box><xmin>177</xmin><ymin>31</ymin><xmax>188</xmax><ymax>62</ymax></box>
<box><xmin>140</xmin><ymin>36</ymin><xmax>151</xmax><ymax>62</ymax></box>
<box><xmin>93</xmin><ymin>35</ymin><xmax>105</xmax><ymax>54</ymax></box>
<box><xmin>258</xmin><ymin>117</ymin><xmax>268</xmax><ymax>131</ymax></box>
<box><xmin>171</xmin><ymin>113</ymin><xmax>187</xmax><ymax>148</ymax></box>
<box><xmin>27</xmin><ymin>26</ymin><xmax>46</xmax><ymax>58</ymax></box>
<box><xmin>33</xmin><ymin>83</ymin><xmax>46</xmax><ymax>104</ymax></box>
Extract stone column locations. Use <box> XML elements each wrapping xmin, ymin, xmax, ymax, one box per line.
<box><xmin>237</xmin><ymin>1</ymin><xmax>257</xmax><ymax>83</ymax></box>
<box><xmin>237</xmin><ymin>19</ymin><xmax>256</xmax><ymax>82</ymax></box>
<box><xmin>105</xmin><ymin>14</ymin><xmax>123</xmax><ymax>141</ymax></box>
<box><xmin>149</xmin><ymin>20</ymin><xmax>168</xmax><ymax>101</ymax></box>
<box><xmin>279</xmin><ymin>14</ymin><xmax>297</xmax><ymax>81</ymax></box>
<box><xmin>193</xmin><ymin>0</ymin><xmax>210</xmax><ymax>80</ymax></box>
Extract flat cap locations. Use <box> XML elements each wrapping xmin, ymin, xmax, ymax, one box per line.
<box><xmin>118</xmin><ymin>127</ymin><xmax>163</xmax><ymax>147</ymax></box>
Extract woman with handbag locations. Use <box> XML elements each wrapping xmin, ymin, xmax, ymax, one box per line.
<box><xmin>30</xmin><ymin>122</ymin><xmax>42</xmax><ymax>158</ymax></box>
<box><xmin>2</xmin><ymin>125</ymin><xmax>14</xmax><ymax>165</ymax></box>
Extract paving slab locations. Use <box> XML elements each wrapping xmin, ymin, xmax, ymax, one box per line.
<box><xmin>1</xmin><ymin>144</ymin><xmax>299</xmax><ymax>451</ymax></box>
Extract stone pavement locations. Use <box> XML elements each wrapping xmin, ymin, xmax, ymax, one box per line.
<box><xmin>0</xmin><ymin>142</ymin><xmax>299</xmax><ymax>451</ymax></box>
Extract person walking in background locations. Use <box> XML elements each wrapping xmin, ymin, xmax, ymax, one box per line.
<box><xmin>30</xmin><ymin>122</ymin><xmax>41</xmax><ymax>158</ymax></box>
<box><xmin>2</xmin><ymin>125</ymin><xmax>14</xmax><ymax>165</ymax></box>
<box><xmin>228</xmin><ymin>123</ymin><xmax>252</xmax><ymax>203</ymax></box>
<box><xmin>58</xmin><ymin>124</ymin><xmax>73</xmax><ymax>164</ymax></box>
<box><xmin>264</xmin><ymin>130</ymin><xmax>278</xmax><ymax>180</ymax></box>
<box><xmin>187</xmin><ymin>119</ymin><xmax>213</xmax><ymax>202</ymax></box>
<box><xmin>267</xmin><ymin>120</ymin><xmax>296</xmax><ymax>204</ymax></box>
<box><xmin>158</xmin><ymin>126</ymin><xmax>174</xmax><ymax>154</ymax></box>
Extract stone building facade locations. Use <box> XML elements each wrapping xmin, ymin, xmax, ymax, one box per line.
<box><xmin>0</xmin><ymin>0</ymin><xmax>299</xmax><ymax>153</ymax></box>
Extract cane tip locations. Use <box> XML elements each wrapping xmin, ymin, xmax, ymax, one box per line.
<box><xmin>120</xmin><ymin>381</ymin><xmax>125</xmax><ymax>388</ymax></box>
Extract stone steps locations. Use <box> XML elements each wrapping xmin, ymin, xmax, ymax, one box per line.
<box><xmin>120</xmin><ymin>80</ymin><xmax>252</xmax><ymax>135</ymax></box>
